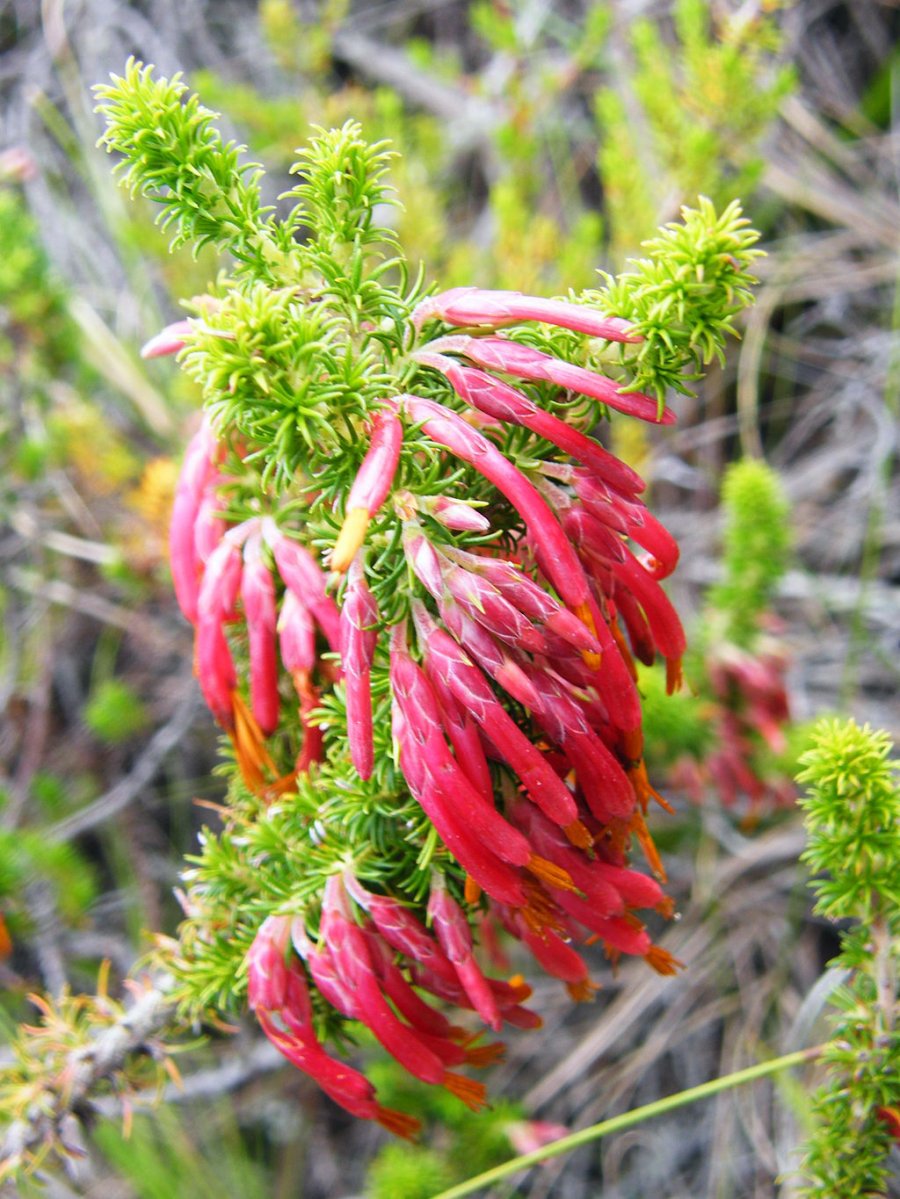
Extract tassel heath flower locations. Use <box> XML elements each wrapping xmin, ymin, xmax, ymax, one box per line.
<box><xmin>162</xmin><ymin>281</ymin><xmax>720</xmax><ymax>1128</ymax></box>
<box><xmin>96</xmin><ymin>71</ymin><xmax>759</xmax><ymax>1139</ymax></box>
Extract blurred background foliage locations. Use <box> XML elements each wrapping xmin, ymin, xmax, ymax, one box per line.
<box><xmin>0</xmin><ymin>1</ymin><xmax>897</xmax><ymax>1196</ymax></box>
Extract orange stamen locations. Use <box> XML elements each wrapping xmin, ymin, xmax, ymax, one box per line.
<box><xmin>463</xmin><ymin>1041</ymin><xmax>506</xmax><ymax>1067</ymax></box>
<box><xmin>573</xmin><ymin>601</ymin><xmax>602</xmax><ymax>670</ymax></box>
<box><xmin>464</xmin><ymin>875</ymin><xmax>482</xmax><ymax>905</ymax></box>
<box><xmin>621</xmin><ymin>726</ymin><xmax>644</xmax><ymax>766</ymax></box>
<box><xmin>628</xmin><ymin>759</ymin><xmax>674</xmax><ymax>813</ymax></box>
<box><xmin>442</xmin><ymin>1072</ymin><xmax>488</xmax><ymax>1111</ymax></box>
<box><xmin>566</xmin><ymin>978</ymin><xmax>599</xmax><ymax>1002</ymax></box>
<box><xmin>630</xmin><ymin>810</ymin><xmax>668</xmax><ymax>882</ymax></box>
<box><xmin>331</xmin><ymin>506</ymin><xmax>371</xmax><ymax>573</ymax></box>
<box><xmin>644</xmin><ymin>946</ymin><xmax>683</xmax><ymax>976</ymax></box>
<box><xmin>526</xmin><ymin>853</ymin><xmax>577</xmax><ymax>893</ymax></box>
<box><xmin>609</xmin><ymin>614</ymin><xmax>638</xmax><ymax>682</ymax></box>
<box><xmin>230</xmin><ymin>692</ymin><xmax>278</xmax><ymax>794</ymax></box>
<box><xmin>563</xmin><ymin>820</ymin><xmax>593</xmax><ymax>851</ymax></box>
<box><xmin>521</xmin><ymin>895</ymin><xmax>567</xmax><ymax>936</ymax></box>
<box><xmin>376</xmin><ymin>1106</ymin><xmax>422</xmax><ymax>1140</ymax></box>
<box><xmin>665</xmin><ymin>656</ymin><xmax>683</xmax><ymax>695</ymax></box>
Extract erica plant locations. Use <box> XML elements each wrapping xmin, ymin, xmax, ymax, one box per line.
<box><xmin>93</xmin><ymin>60</ymin><xmax>762</xmax><ymax>1136</ymax></box>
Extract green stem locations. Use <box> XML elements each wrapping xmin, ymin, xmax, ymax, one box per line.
<box><xmin>431</xmin><ymin>1044</ymin><xmax>825</xmax><ymax>1199</ymax></box>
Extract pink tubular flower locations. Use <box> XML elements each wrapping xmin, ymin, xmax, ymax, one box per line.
<box><xmin>395</xmin><ymin>394</ymin><xmax>599</xmax><ymax>639</ymax></box>
<box><xmin>505</xmin><ymin>1118</ymin><xmax>571</xmax><ymax>1161</ymax></box>
<box><xmin>193</xmin><ymin>487</ymin><xmax>227</xmax><ymax>565</ymax></box>
<box><xmin>332</xmin><ymin>410</ymin><xmax>403</xmax><ymax>572</ymax></box>
<box><xmin>438</xmin><ymin>552</ymin><xmax>548</xmax><ymax>656</ymax></box>
<box><xmin>277</xmin><ymin>590</ymin><xmax>316</xmax><ymax>677</ymax></box>
<box><xmin>339</xmin><ymin>557</ymin><xmax>380</xmax><ymax>779</ymax></box>
<box><xmin>413</xmin><ymin>287</ymin><xmax>641</xmax><ymax>343</ymax></box>
<box><xmin>420</xmin><ymin>353</ymin><xmax>646</xmax><ymax>496</ymax></box>
<box><xmin>241</xmin><ymin>532</ymin><xmax>280</xmax><ymax>736</ymax></box>
<box><xmin>346</xmin><ymin>883</ymin><xmax>459</xmax><ymax>985</ymax></box>
<box><xmin>389</xmin><ymin>634</ymin><xmax>533</xmax><ymax>872</ymax></box>
<box><xmin>195</xmin><ymin>532</ymin><xmax>248</xmax><ymax>728</ymax></box>
<box><xmin>420</xmin><ymin>494</ymin><xmax>491</xmax><ymax>533</ymax></box>
<box><xmin>422</xmin><ymin>334</ymin><xmax>674</xmax><ymax>425</ymax></box>
<box><xmin>141</xmin><ymin>318</ymin><xmax>193</xmax><ymax>359</ymax></box>
<box><xmin>169</xmin><ymin>417</ymin><xmax>222</xmax><ymax>623</ymax></box>
<box><xmin>412</xmin><ymin>602</ymin><xmax>579</xmax><ymax>830</ymax></box>
<box><xmin>441</xmin><ymin>546</ymin><xmax>600</xmax><ymax>657</ymax></box>
<box><xmin>436</xmin><ymin>599</ymin><xmax>542</xmax><ymax>712</ymax></box>
<box><xmin>264</xmin><ymin>519</ymin><xmax>341</xmax><ymax>650</ymax></box>
<box><xmin>247</xmin><ymin>914</ymin><xmax>293</xmax><ymax>1013</ymax></box>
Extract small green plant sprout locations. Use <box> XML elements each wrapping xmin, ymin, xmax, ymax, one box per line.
<box><xmin>87</xmin><ymin>58</ymin><xmax>763</xmax><ymax>1139</ymax></box>
<box><xmin>707</xmin><ymin>457</ymin><xmax>792</xmax><ymax>650</ymax></box>
<box><xmin>83</xmin><ymin>678</ymin><xmax>149</xmax><ymax>744</ymax></box>
<box><xmin>796</xmin><ymin>718</ymin><xmax>900</xmax><ymax>1196</ymax></box>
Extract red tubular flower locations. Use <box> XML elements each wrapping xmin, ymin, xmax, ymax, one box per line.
<box><xmin>241</xmin><ymin>532</ymin><xmax>280</xmax><ymax>736</ymax></box>
<box><xmin>425</xmin><ymin>334</ymin><xmax>675</xmax><ymax>424</ymax></box>
<box><xmin>523</xmin><ymin>660</ymin><xmax>637</xmax><ymax>823</ymax></box>
<box><xmin>425</xmin><ymin>667</ymin><xmax>495</xmax><ymax>804</ymax></box>
<box><xmin>413</xmin><ymin>287</ymin><xmax>641</xmax><ymax>343</ymax></box>
<box><xmin>194</xmin><ymin>530</ymin><xmax>249</xmax><ymax>728</ymax></box>
<box><xmin>332</xmin><ymin>409</ymin><xmax>403</xmax><ymax>572</ymax></box>
<box><xmin>320</xmin><ymin>878</ymin><xmax>488</xmax><ymax>1110</ymax></box>
<box><xmin>608</xmin><ymin>548</ymin><xmax>686</xmax><ymax>684</ymax></box>
<box><xmin>339</xmin><ymin>557</ymin><xmax>380</xmax><ymax>779</ymax></box>
<box><xmin>362</xmin><ymin>930</ymin><xmax>463</xmax><ymax>1042</ymax></box>
<box><xmin>412</xmin><ymin>602</ymin><xmax>580</xmax><ymax>830</ymax></box>
<box><xmin>247</xmin><ymin>915</ymin><xmax>420</xmax><ymax>1138</ymax></box>
<box><xmin>390</xmin><ymin>635</ymin><xmax>537</xmax><ymax>876</ymax></box>
<box><xmin>428</xmin><ymin>877</ymin><xmax>503</xmax><ymax>1032</ymax></box>
<box><xmin>503</xmin><ymin>908</ymin><xmax>597</xmax><ymax>1001</ymax></box>
<box><xmin>293</xmin><ymin>669</ymin><xmax>326</xmax><ymax>775</ymax></box>
<box><xmin>435</xmin><ymin>597</ymin><xmax>543</xmax><ymax>711</ymax></box>
<box><xmin>391</xmin><ymin>709</ymin><xmax>529</xmax><ymax>908</ymax></box>
<box><xmin>507</xmin><ymin>799</ymin><xmax>624</xmax><ymax>916</ymax></box>
<box><xmin>409</xmin><ymin>963</ymin><xmax>542</xmax><ymax>1030</ymax></box>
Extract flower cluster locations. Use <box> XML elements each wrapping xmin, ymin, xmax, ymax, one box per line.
<box><xmin>672</xmin><ymin>634</ymin><xmax>794</xmax><ymax>815</ymax></box>
<box><xmin>99</xmin><ymin>64</ymin><xmax>759</xmax><ymax>1136</ymax></box>
<box><xmin>158</xmin><ymin>287</ymin><xmax>688</xmax><ymax>1128</ymax></box>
